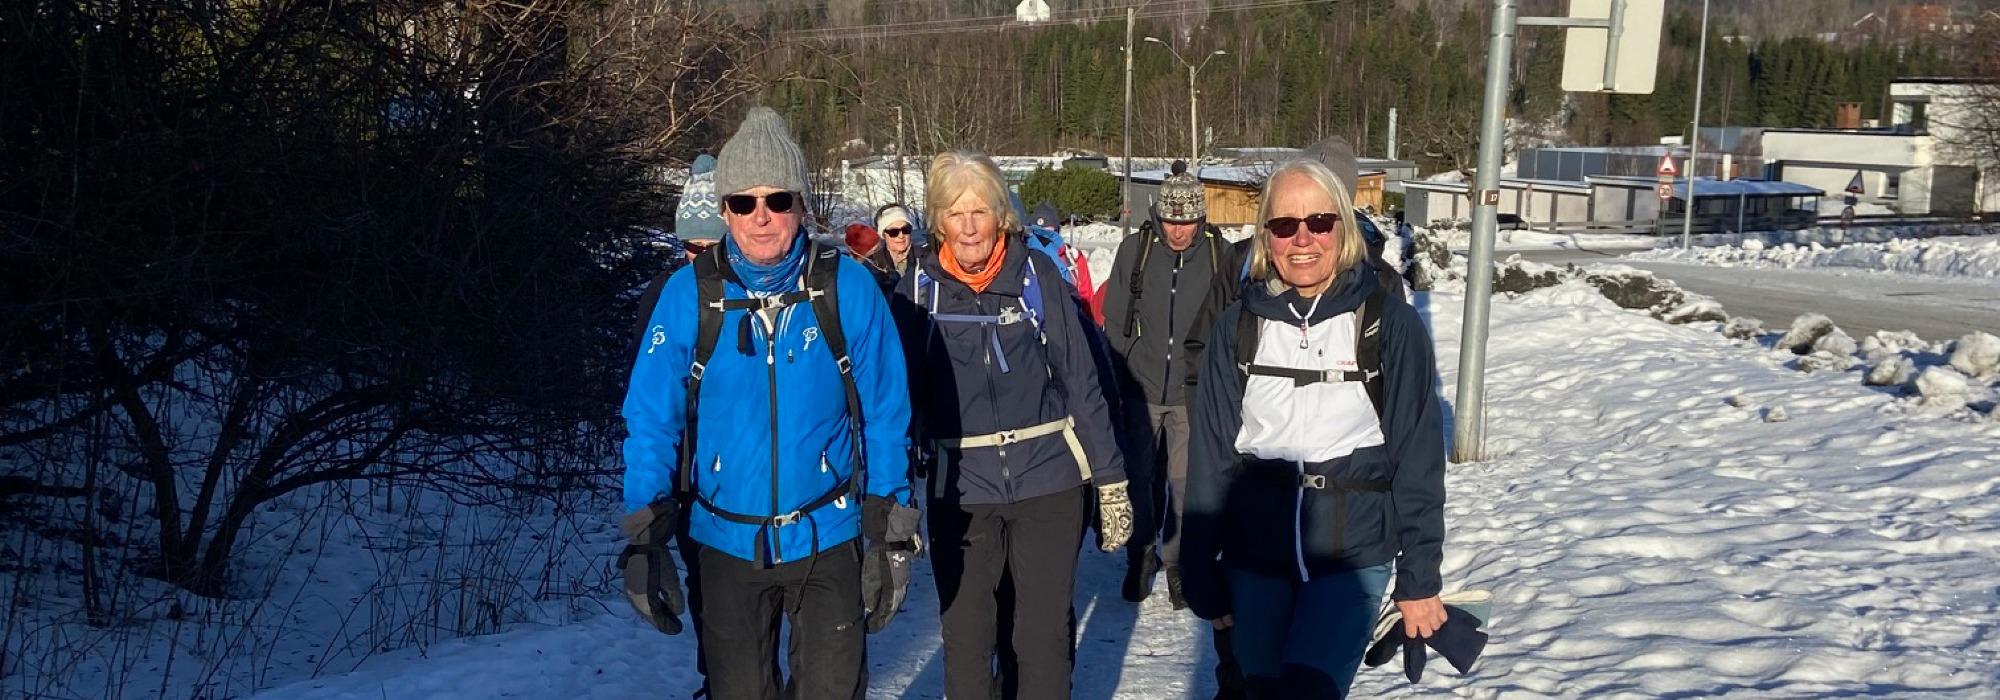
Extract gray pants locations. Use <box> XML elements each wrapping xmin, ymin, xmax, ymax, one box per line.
<box><xmin>1124</xmin><ymin>399</ymin><xmax>1189</xmax><ymax>567</ymax></box>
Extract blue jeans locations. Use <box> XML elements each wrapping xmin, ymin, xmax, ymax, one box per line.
<box><xmin>1226</xmin><ymin>564</ymin><xmax>1392</xmax><ymax>698</ymax></box>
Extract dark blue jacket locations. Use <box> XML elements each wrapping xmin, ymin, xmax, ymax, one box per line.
<box><xmin>1180</xmin><ymin>266</ymin><xmax>1446</xmax><ymax>619</ymax></box>
<box><xmin>897</xmin><ymin>236</ymin><xmax>1127</xmax><ymax>506</ymax></box>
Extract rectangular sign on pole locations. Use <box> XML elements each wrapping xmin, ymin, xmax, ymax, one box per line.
<box><xmin>1561</xmin><ymin>0</ymin><xmax>1664</xmax><ymax>94</ymax></box>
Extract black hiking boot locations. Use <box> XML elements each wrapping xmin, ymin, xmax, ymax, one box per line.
<box><xmin>1166</xmin><ymin>566</ymin><xmax>1187</xmax><ymax>610</ymax></box>
<box><xmin>1122</xmin><ymin>546</ymin><xmax>1161</xmax><ymax>603</ymax></box>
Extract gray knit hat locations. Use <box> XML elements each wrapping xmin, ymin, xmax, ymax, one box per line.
<box><xmin>674</xmin><ymin>154</ymin><xmax>726</xmax><ymax>241</ymax></box>
<box><xmin>1304</xmin><ymin>137</ymin><xmax>1359</xmax><ymax>198</ymax></box>
<box><xmin>1154</xmin><ymin>160</ymin><xmax>1206</xmax><ymax>223</ymax></box>
<box><xmin>715</xmin><ymin>107</ymin><xmax>811</xmax><ymax>197</ymax></box>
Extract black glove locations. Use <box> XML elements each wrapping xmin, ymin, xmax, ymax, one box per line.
<box><xmin>860</xmin><ymin>496</ymin><xmax>922</xmax><ymax>634</ymax></box>
<box><xmin>618</xmin><ymin>500</ymin><xmax>686</xmax><ymax>635</ymax></box>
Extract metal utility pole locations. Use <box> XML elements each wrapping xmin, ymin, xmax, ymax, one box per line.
<box><xmin>1679</xmin><ymin>0</ymin><xmax>1710</xmax><ymax>250</ymax></box>
<box><xmin>1122</xmin><ymin>7</ymin><xmax>1134</xmax><ymax>237</ymax></box>
<box><xmin>1187</xmin><ymin>63</ymin><xmax>1198</xmax><ymax>165</ymax></box>
<box><xmin>1452</xmin><ymin>0</ymin><xmax>1518</xmax><ymax>465</ymax></box>
<box><xmin>1453</xmin><ymin>0</ymin><xmax>1654</xmax><ymax>463</ymax></box>
<box><xmin>893</xmin><ymin>105</ymin><xmax>907</xmax><ymax>205</ymax></box>
<box><xmin>1145</xmin><ymin>36</ymin><xmax>1226</xmax><ymax>170</ymax></box>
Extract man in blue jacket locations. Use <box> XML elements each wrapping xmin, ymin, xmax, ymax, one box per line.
<box><xmin>621</xmin><ymin>107</ymin><xmax>917</xmax><ymax>700</ymax></box>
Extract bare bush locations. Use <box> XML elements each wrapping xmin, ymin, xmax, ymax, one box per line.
<box><xmin>0</xmin><ymin>0</ymin><xmax>761</xmax><ymax>601</ymax></box>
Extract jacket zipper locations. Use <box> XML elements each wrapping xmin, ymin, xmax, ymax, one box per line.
<box><xmin>977</xmin><ymin>294</ymin><xmax>1014</xmax><ymax>502</ymax></box>
<box><xmin>1295</xmin><ymin>458</ymin><xmax>1310</xmax><ymax>581</ymax></box>
<box><xmin>766</xmin><ymin>311</ymin><xmax>783</xmax><ymax>565</ymax></box>
<box><xmin>1162</xmin><ymin>249</ymin><xmax>1182</xmax><ymax>400</ymax></box>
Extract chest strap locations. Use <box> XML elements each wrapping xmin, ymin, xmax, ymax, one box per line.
<box><xmin>1241</xmin><ymin>365</ymin><xmax>1377</xmax><ymax>388</ymax></box>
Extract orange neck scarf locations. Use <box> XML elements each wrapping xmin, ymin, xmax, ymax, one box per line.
<box><xmin>939</xmin><ymin>234</ymin><xmax>1009</xmax><ymax>294</ymax></box>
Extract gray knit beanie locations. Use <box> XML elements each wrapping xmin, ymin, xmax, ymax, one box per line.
<box><xmin>715</xmin><ymin>107</ymin><xmax>811</xmax><ymax>197</ymax></box>
<box><xmin>1304</xmin><ymin>136</ymin><xmax>1359</xmax><ymax>198</ymax></box>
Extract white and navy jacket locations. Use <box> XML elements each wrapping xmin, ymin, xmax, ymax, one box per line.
<box><xmin>1180</xmin><ymin>266</ymin><xmax>1447</xmax><ymax>620</ymax></box>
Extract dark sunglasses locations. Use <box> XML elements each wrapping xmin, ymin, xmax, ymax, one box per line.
<box><xmin>723</xmin><ymin>191</ymin><xmax>798</xmax><ymax>215</ymax></box>
<box><xmin>1265</xmin><ymin>212</ymin><xmax>1342</xmax><ymax>239</ymax></box>
<box><xmin>881</xmin><ymin>225</ymin><xmax>912</xmax><ymax>238</ymax></box>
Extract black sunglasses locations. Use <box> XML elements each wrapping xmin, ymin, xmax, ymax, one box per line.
<box><xmin>723</xmin><ymin>191</ymin><xmax>798</xmax><ymax>216</ymax></box>
<box><xmin>881</xmin><ymin>225</ymin><xmax>912</xmax><ymax>238</ymax></box>
<box><xmin>1265</xmin><ymin>212</ymin><xmax>1342</xmax><ymax>239</ymax></box>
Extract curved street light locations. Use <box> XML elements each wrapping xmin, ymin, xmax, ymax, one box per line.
<box><xmin>1145</xmin><ymin>36</ymin><xmax>1227</xmax><ymax>168</ymax></box>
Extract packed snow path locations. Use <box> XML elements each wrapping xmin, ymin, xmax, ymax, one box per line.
<box><xmin>259</xmin><ymin>286</ymin><xmax>2000</xmax><ymax>699</ymax></box>
<box><xmin>1517</xmin><ymin>251</ymin><xmax>2000</xmax><ymax>342</ymax></box>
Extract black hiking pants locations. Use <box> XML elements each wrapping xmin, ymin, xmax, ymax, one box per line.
<box><xmin>929</xmin><ymin>487</ymin><xmax>1089</xmax><ymax>700</ymax></box>
<box><xmin>696</xmin><ymin>540</ymin><xmax>865</xmax><ymax>700</ymax></box>
<box><xmin>675</xmin><ymin>524</ymin><xmax>712</xmax><ymax>695</ymax></box>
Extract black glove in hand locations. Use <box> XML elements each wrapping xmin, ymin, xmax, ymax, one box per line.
<box><xmin>861</xmin><ymin>496</ymin><xmax>922</xmax><ymax>634</ymax></box>
<box><xmin>618</xmin><ymin>500</ymin><xmax>686</xmax><ymax>635</ymax></box>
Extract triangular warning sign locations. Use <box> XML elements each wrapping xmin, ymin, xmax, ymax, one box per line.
<box><xmin>1657</xmin><ymin>154</ymin><xmax>1678</xmax><ymax>177</ymax></box>
<box><xmin>1845</xmin><ymin>170</ymin><xmax>1865</xmax><ymax>194</ymax></box>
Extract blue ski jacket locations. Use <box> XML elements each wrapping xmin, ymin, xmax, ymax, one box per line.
<box><xmin>622</xmin><ymin>244</ymin><xmax>913</xmax><ymax>565</ymax></box>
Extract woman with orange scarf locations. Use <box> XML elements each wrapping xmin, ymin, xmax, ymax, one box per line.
<box><xmin>895</xmin><ymin>150</ymin><xmax>1132</xmax><ymax>699</ymax></box>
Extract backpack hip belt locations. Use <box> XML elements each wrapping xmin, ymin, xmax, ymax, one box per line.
<box><xmin>932</xmin><ymin>416</ymin><xmax>1093</xmax><ymax>482</ymax></box>
<box><xmin>694</xmin><ymin>475</ymin><xmax>853</xmax><ymax>528</ymax></box>
<box><xmin>1244</xmin><ymin>468</ymin><xmax>1390</xmax><ymax>492</ymax></box>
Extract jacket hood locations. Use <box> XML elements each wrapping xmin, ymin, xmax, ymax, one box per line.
<box><xmin>1241</xmin><ymin>260</ymin><xmax>1379</xmax><ymax>324</ymax></box>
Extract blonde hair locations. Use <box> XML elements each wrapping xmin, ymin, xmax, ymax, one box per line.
<box><xmin>925</xmin><ymin>150</ymin><xmax>1022</xmax><ymax>237</ymax></box>
<box><xmin>1248</xmin><ymin>159</ymin><xmax>1366</xmax><ymax>293</ymax></box>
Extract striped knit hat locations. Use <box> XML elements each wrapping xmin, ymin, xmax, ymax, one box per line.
<box><xmin>674</xmin><ymin>154</ymin><xmax>726</xmax><ymax>242</ymax></box>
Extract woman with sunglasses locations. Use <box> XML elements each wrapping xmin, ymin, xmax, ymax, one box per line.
<box><xmin>1179</xmin><ymin>158</ymin><xmax>1447</xmax><ymax>699</ymax></box>
<box><xmin>873</xmin><ymin>203</ymin><xmax>919</xmax><ymax>273</ymax></box>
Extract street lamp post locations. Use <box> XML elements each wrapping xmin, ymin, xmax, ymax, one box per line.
<box><xmin>1144</xmin><ymin>36</ymin><xmax>1226</xmax><ymax>168</ymax></box>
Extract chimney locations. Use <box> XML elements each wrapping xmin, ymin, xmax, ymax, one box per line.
<box><xmin>1836</xmin><ymin>102</ymin><xmax>1862</xmax><ymax>129</ymax></box>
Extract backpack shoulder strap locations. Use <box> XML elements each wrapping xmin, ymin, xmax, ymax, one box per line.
<box><xmin>803</xmin><ymin>243</ymin><xmax>868</xmax><ymax>500</ymax></box>
<box><xmin>1355</xmin><ymin>285</ymin><xmax>1386</xmax><ymax>416</ymax></box>
<box><xmin>1020</xmin><ymin>254</ymin><xmax>1049</xmax><ymax>341</ymax></box>
<box><xmin>681</xmin><ymin>246</ymin><xmax>730</xmax><ymax>496</ymax></box>
<box><xmin>1125</xmin><ymin>222</ymin><xmax>1154</xmax><ymax>337</ymax></box>
<box><xmin>1233</xmin><ymin>303</ymin><xmax>1260</xmax><ymax>374</ymax></box>
<box><xmin>1205</xmin><ymin>224</ymin><xmax>1222</xmax><ymax>274</ymax></box>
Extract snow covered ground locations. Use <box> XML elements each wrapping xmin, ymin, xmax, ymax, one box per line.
<box><xmin>255</xmin><ymin>282</ymin><xmax>2000</xmax><ymax>698</ymax></box>
<box><xmin>13</xmin><ymin>259</ymin><xmax>2000</xmax><ymax>699</ymax></box>
<box><xmin>1629</xmin><ymin>235</ymin><xmax>2000</xmax><ymax>280</ymax></box>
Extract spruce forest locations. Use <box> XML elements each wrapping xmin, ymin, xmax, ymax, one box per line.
<box><xmin>752</xmin><ymin>0</ymin><xmax>1974</xmax><ymax>171</ymax></box>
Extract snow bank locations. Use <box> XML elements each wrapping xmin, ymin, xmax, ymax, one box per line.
<box><xmin>1777</xmin><ymin>313</ymin><xmax>1837</xmax><ymax>355</ymax></box>
<box><xmin>1950</xmin><ymin>332</ymin><xmax>2000</xmax><ymax>379</ymax></box>
<box><xmin>1630</xmin><ymin>231</ymin><xmax>2000</xmax><ymax>279</ymax></box>
<box><xmin>1916</xmin><ymin>366</ymin><xmax>1973</xmax><ymax>409</ymax></box>
<box><xmin>1865</xmin><ymin>355</ymin><xmax>1917</xmax><ymax>386</ymax></box>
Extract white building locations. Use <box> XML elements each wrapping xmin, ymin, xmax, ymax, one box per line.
<box><xmin>1762</xmin><ymin>78</ymin><xmax>1998</xmax><ymax>216</ymax></box>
